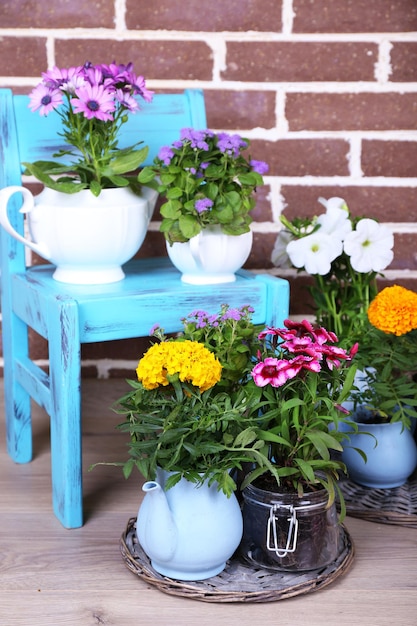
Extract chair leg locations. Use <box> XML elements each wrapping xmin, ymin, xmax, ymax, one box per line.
<box><xmin>3</xmin><ymin>312</ymin><xmax>32</xmax><ymax>463</ymax></box>
<box><xmin>48</xmin><ymin>296</ymin><xmax>83</xmax><ymax>528</ymax></box>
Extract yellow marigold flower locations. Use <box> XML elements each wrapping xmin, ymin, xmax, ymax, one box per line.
<box><xmin>368</xmin><ymin>285</ymin><xmax>417</xmax><ymax>336</ymax></box>
<box><xmin>136</xmin><ymin>340</ymin><xmax>222</xmax><ymax>391</ymax></box>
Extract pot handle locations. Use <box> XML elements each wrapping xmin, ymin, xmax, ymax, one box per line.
<box><xmin>0</xmin><ymin>186</ymin><xmax>51</xmax><ymax>259</ymax></box>
<box><xmin>189</xmin><ymin>229</ymin><xmax>228</xmax><ymax>270</ymax></box>
<box><xmin>189</xmin><ymin>232</ymin><xmax>204</xmax><ymax>270</ymax></box>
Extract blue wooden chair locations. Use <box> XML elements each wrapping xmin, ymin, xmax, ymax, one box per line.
<box><xmin>0</xmin><ymin>87</ymin><xmax>290</xmax><ymax>528</ymax></box>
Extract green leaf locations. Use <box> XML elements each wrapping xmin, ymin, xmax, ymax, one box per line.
<box><xmin>89</xmin><ymin>180</ymin><xmax>102</xmax><ymax>197</ymax></box>
<box><xmin>160</xmin><ymin>200</ymin><xmax>182</xmax><ymax>219</ymax></box>
<box><xmin>295</xmin><ymin>458</ymin><xmax>316</xmax><ymax>482</ymax></box>
<box><xmin>166</xmin><ymin>186</ymin><xmax>184</xmax><ymax>199</ymax></box>
<box><xmin>138</xmin><ymin>166</ymin><xmax>157</xmax><ymax>184</ymax></box>
<box><xmin>22</xmin><ymin>161</ymin><xmax>86</xmax><ymax>194</ymax></box>
<box><xmin>105</xmin><ymin>146</ymin><xmax>149</xmax><ymax>175</ymax></box>
<box><xmin>178</xmin><ymin>214</ymin><xmax>201</xmax><ymax>239</ymax></box>
<box><xmin>106</xmin><ymin>175</ymin><xmax>130</xmax><ymax>187</ymax></box>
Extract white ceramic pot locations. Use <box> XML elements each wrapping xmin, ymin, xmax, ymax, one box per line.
<box><xmin>166</xmin><ymin>225</ymin><xmax>253</xmax><ymax>284</ymax></box>
<box><xmin>0</xmin><ymin>185</ymin><xmax>158</xmax><ymax>284</ymax></box>
<box><xmin>137</xmin><ymin>469</ymin><xmax>243</xmax><ymax>580</ymax></box>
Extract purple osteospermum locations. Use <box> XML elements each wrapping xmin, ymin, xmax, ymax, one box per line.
<box><xmin>250</xmin><ymin>159</ymin><xmax>269</xmax><ymax>175</ymax></box>
<box><xmin>71</xmin><ymin>83</ymin><xmax>116</xmax><ymax>121</ymax></box>
<box><xmin>29</xmin><ymin>84</ymin><xmax>63</xmax><ymax>116</ymax></box>
<box><xmin>195</xmin><ymin>198</ymin><xmax>214</xmax><ymax>214</ymax></box>
<box><xmin>129</xmin><ymin>73</ymin><xmax>154</xmax><ymax>102</ymax></box>
<box><xmin>41</xmin><ymin>65</ymin><xmax>84</xmax><ymax>91</ymax></box>
<box><xmin>115</xmin><ymin>88</ymin><xmax>139</xmax><ymax>112</ymax></box>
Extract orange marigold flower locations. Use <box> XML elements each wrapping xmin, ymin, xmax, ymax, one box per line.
<box><xmin>368</xmin><ymin>285</ymin><xmax>417</xmax><ymax>336</ymax></box>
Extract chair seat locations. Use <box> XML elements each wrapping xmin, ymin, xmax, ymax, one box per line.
<box><xmin>14</xmin><ymin>257</ymin><xmax>289</xmax><ymax>343</ymax></box>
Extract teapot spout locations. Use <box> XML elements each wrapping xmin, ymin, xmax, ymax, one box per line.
<box><xmin>136</xmin><ymin>480</ymin><xmax>178</xmax><ymax>562</ymax></box>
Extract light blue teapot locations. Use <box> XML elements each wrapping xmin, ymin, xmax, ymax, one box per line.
<box><xmin>136</xmin><ymin>469</ymin><xmax>243</xmax><ymax>581</ymax></box>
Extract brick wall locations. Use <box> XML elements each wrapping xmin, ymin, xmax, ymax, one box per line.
<box><xmin>1</xmin><ymin>0</ymin><xmax>416</xmax><ymax>377</ymax></box>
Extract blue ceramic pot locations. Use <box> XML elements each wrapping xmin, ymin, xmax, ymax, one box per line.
<box><xmin>341</xmin><ymin>419</ymin><xmax>417</xmax><ymax>489</ymax></box>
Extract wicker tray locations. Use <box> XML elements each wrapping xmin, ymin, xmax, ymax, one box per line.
<box><xmin>120</xmin><ymin>517</ymin><xmax>354</xmax><ymax>603</ymax></box>
<box><xmin>338</xmin><ymin>473</ymin><xmax>417</xmax><ymax>528</ymax></box>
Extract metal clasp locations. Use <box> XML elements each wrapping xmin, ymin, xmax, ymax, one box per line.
<box><xmin>266</xmin><ymin>504</ymin><xmax>299</xmax><ymax>557</ymax></box>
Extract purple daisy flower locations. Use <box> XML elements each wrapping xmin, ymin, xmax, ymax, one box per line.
<box><xmin>71</xmin><ymin>83</ymin><xmax>116</xmax><ymax>121</ymax></box>
<box><xmin>28</xmin><ymin>84</ymin><xmax>63</xmax><ymax>116</ymax></box>
<box><xmin>115</xmin><ymin>89</ymin><xmax>139</xmax><ymax>113</ymax></box>
<box><xmin>129</xmin><ymin>73</ymin><xmax>154</xmax><ymax>102</ymax></box>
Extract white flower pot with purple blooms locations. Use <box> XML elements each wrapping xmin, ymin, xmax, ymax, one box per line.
<box><xmin>0</xmin><ymin>62</ymin><xmax>158</xmax><ymax>284</ymax></box>
<box><xmin>0</xmin><ymin>185</ymin><xmax>157</xmax><ymax>284</ymax></box>
<box><xmin>166</xmin><ymin>224</ymin><xmax>253</xmax><ymax>284</ymax></box>
<box><xmin>138</xmin><ymin>128</ymin><xmax>268</xmax><ymax>281</ymax></box>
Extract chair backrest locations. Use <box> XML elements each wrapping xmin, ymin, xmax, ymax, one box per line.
<box><xmin>0</xmin><ymin>88</ymin><xmax>207</xmax><ymax>276</ymax></box>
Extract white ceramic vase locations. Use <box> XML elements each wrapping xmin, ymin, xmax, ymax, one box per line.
<box><xmin>0</xmin><ymin>185</ymin><xmax>158</xmax><ymax>284</ymax></box>
<box><xmin>136</xmin><ymin>469</ymin><xmax>243</xmax><ymax>580</ymax></box>
<box><xmin>166</xmin><ymin>224</ymin><xmax>253</xmax><ymax>284</ymax></box>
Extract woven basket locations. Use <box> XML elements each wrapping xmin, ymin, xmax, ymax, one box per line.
<box><xmin>338</xmin><ymin>472</ymin><xmax>417</xmax><ymax>528</ymax></box>
<box><xmin>120</xmin><ymin>517</ymin><xmax>354</xmax><ymax>603</ymax></box>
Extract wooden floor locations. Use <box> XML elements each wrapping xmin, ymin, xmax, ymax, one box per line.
<box><xmin>0</xmin><ymin>379</ymin><xmax>416</xmax><ymax>626</ymax></box>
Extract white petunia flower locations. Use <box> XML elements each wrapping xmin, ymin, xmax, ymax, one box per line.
<box><xmin>317</xmin><ymin>207</ymin><xmax>352</xmax><ymax>240</ymax></box>
<box><xmin>343</xmin><ymin>218</ymin><xmax>394</xmax><ymax>273</ymax></box>
<box><xmin>287</xmin><ymin>231</ymin><xmax>343</xmax><ymax>275</ymax></box>
<box><xmin>318</xmin><ymin>196</ymin><xmax>348</xmax><ymax>212</ymax></box>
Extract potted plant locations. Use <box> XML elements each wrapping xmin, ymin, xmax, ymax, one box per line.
<box><xmin>272</xmin><ymin>196</ymin><xmax>394</xmax><ymax>341</ymax></box>
<box><xmin>0</xmin><ymin>61</ymin><xmax>158</xmax><ymax>284</ymax></box>
<box><xmin>238</xmin><ymin>319</ymin><xmax>359</xmax><ymax>572</ymax></box>
<box><xmin>108</xmin><ymin>304</ymin><xmax>266</xmax><ymax>580</ymax></box>
<box><xmin>271</xmin><ymin>197</ymin><xmax>417</xmax><ymax>489</ymax></box>
<box><xmin>340</xmin><ymin>285</ymin><xmax>417</xmax><ymax>488</ymax></box>
<box><xmin>138</xmin><ymin>128</ymin><xmax>268</xmax><ymax>284</ymax></box>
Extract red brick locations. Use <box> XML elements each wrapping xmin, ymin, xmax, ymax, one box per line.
<box><xmin>362</xmin><ymin>141</ymin><xmax>417</xmax><ymax>177</ymax></box>
<box><xmin>249</xmin><ymin>139</ymin><xmax>349</xmax><ymax>176</ymax></box>
<box><xmin>391</xmin><ymin>234</ymin><xmax>417</xmax><ymax>270</ymax></box>
<box><xmin>390</xmin><ymin>43</ymin><xmax>417</xmax><ymax>82</ymax></box>
<box><xmin>286</xmin><ymin>93</ymin><xmax>417</xmax><ymax>131</ymax></box>
<box><xmin>136</xmin><ymin>231</ymin><xmax>168</xmax><ymax>259</ymax></box>
<box><xmin>293</xmin><ymin>0</ymin><xmax>417</xmax><ymax>33</ymax></box>
<box><xmin>222</xmin><ymin>42</ymin><xmax>377</xmax><ymax>82</ymax></box>
<box><xmin>250</xmin><ymin>185</ymin><xmax>273</xmax><ymax>223</ymax></box>
<box><xmin>246</xmin><ymin>232</ymin><xmax>278</xmax><ymax>270</ymax></box>
<box><xmin>280</xmin><ymin>185</ymin><xmax>417</xmax><ymax>223</ymax></box>
<box><xmin>126</xmin><ymin>0</ymin><xmax>282</xmax><ymax>31</ymax></box>
<box><xmin>55</xmin><ymin>40</ymin><xmax>213</xmax><ymax>81</ymax></box>
<box><xmin>0</xmin><ymin>0</ymin><xmax>114</xmax><ymax>28</ymax></box>
<box><xmin>279</xmin><ymin>275</ymin><xmax>315</xmax><ymax>316</ymax></box>
<box><xmin>205</xmin><ymin>90</ymin><xmax>276</xmax><ymax>130</ymax></box>
<box><xmin>0</xmin><ymin>38</ymin><xmax>47</xmax><ymax>77</ymax></box>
